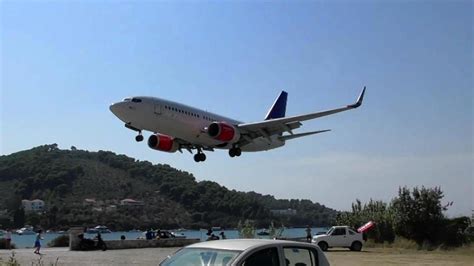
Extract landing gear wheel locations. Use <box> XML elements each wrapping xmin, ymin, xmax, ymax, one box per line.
<box><xmin>235</xmin><ymin>148</ymin><xmax>242</xmax><ymax>157</ymax></box>
<box><xmin>229</xmin><ymin>147</ymin><xmax>241</xmax><ymax>157</ymax></box>
<box><xmin>135</xmin><ymin>134</ymin><xmax>144</xmax><ymax>142</ymax></box>
<box><xmin>194</xmin><ymin>153</ymin><xmax>206</xmax><ymax>162</ymax></box>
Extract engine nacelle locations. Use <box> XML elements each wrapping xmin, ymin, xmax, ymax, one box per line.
<box><xmin>207</xmin><ymin>122</ymin><xmax>240</xmax><ymax>143</ymax></box>
<box><xmin>147</xmin><ymin>134</ymin><xmax>179</xmax><ymax>153</ymax></box>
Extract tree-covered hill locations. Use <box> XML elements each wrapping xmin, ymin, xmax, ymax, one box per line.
<box><xmin>0</xmin><ymin>144</ymin><xmax>337</xmax><ymax>230</ymax></box>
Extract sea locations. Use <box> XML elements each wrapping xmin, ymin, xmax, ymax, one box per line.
<box><xmin>9</xmin><ymin>227</ymin><xmax>328</xmax><ymax>249</ymax></box>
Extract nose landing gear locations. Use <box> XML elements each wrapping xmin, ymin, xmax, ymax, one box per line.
<box><xmin>135</xmin><ymin>132</ymin><xmax>144</xmax><ymax>142</ymax></box>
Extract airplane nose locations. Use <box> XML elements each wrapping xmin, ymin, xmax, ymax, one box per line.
<box><xmin>109</xmin><ymin>102</ymin><xmax>127</xmax><ymax>118</ymax></box>
<box><xmin>109</xmin><ymin>102</ymin><xmax>119</xmax><ymax>115</ymax></box>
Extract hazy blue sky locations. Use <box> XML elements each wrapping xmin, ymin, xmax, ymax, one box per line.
<box><xmin>1</xmin><ymin>0</ymin><xmax>472</xmax><ymax>216</ymax></box>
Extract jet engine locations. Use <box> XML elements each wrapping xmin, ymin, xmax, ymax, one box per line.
<box><xmin>207</xmin><ymin>122</ymin><xmax>240</xmax><ymax>143</ymax></box>
<box><xmin>147</xmin><ymin>133</ymin><xmax>179</xmax><ymax>153</ymax></box>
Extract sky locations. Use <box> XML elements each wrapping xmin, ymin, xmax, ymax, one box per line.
<box><xmin>1</xmin><ymin>0</ymin><xmax>472</xmax><ymax>217</ymax></box>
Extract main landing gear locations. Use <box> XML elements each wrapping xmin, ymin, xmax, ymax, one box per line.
<box><xmin>228</xmin><ymin>147</ymin><xmax>242</xmax><ymax>158</ymax></box>
<box><xmin>194</xmin><ymin>152</ymin><xmax>206</xmax><ymax>162</ymax></box>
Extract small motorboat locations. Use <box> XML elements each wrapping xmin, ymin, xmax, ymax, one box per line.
<box><xmin>86</xmin><ymin>225</ymin><xmax>112</xmax><ymax>234</ymax></box>
<box><xmin>257</xmin><ymin>229</ymin><xmax>270</xmax><ymax>236</ymax></box>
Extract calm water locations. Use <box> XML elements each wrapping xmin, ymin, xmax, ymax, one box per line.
<box><xmin>10</xmin><ymin>227</ymin><xmax>328</xmax><ymax>249</ymax></box>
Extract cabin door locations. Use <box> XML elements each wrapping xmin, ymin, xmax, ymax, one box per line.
<box><xmin>154</xmin><ymin>104</ymin><xmax>162</xmax><ymax>115</ymax></box>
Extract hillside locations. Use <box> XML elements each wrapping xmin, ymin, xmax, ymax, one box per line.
<box><xmin>0</xmin><ymin>144</ymin><xmax>337</xmax><ymax>230</ymax></box>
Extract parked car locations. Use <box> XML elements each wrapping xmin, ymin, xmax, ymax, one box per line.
<box><xmin>160</xmin><ymin>239</ymin><xmax>329</xmax><ymax>266</ymax></box>
<box><xmin>312</xmin><ymin>226</ymin><xmax>364</xmax><ymax>251</ymax></box>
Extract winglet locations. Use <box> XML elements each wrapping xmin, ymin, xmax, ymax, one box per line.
<box><xmin>348</xmin><ymin>86</ymin><xmax>366</xmax><ymax>108</ymax></box>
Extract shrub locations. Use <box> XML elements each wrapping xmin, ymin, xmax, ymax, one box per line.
<box><xmin>47</xmin><ymin>235</ymin><xmax>70</xmax><ymax>247</ymax></box>
<box><xmin>0</xmin><ymin>238</ymin><xmax>16</xmax><ymax>249</ymax></box>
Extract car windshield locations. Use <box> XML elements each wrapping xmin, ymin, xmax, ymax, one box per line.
<box><xmin>160</xmin><ymin>248</ymin><xmax>241</xmax><ymax>266</ymax></box>
<box><xmin>326</xmin><ymin>228</ymin><xmax>334</xmax><ymax>235</ymax></box>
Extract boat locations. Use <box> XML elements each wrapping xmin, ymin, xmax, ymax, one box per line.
<box><xmin>16</xmin><ymin>226</ymin><xmax>36</xmax><ymax>235</ymax></box>
<box><xmin>257</xmin><ymin>229</ymin><xmax>270</xmax><ymax>236</ymax></box>
<box><xmin>170</xmin><ymin>231</ymin><xmax>186</xmax><ymax>238</ymax></box>
<box><xmin>86</xmin><ymin>225</ymin><xmax>112</xmax><ymax>234</ymax></box>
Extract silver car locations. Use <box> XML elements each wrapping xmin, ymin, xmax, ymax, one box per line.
<box><xmin>160</xmin><ymin>239</ymin><xmax>330</xmax><ymax>266</ymax></box>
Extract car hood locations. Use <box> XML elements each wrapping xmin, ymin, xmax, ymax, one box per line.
<box><xmin>313</xmin><ymin>234</ymin><xmax>328</xmax><ymax>239</ymax></box>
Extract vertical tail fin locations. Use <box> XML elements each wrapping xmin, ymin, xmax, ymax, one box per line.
<box><xmin>265</xmin><ymin>91</ymin><xmax>288</xmax><ymax>120</ymax></box>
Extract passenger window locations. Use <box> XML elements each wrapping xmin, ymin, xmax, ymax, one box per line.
<box><xmin>332</xmin><ymin>228</ymin><xmax>346</xmax><ymax>236</ymax></box>
<box><xmin>349</xmin><ymin>230</ymin><xmax>355</xmax><ymax>235</ymax></box>
<box><xmin>242</xmin><ymin>247</ymin><xmax>280</xmax><ymax>266</ymax></box>
<box><xmin>283</xmin><ymin>247</ymin><xmax>318</xmax><ymax>266</ymax></box>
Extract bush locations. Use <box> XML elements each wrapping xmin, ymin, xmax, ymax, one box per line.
<box><xmin>47</xmin><ymin>235</ymin><xmax>69</xmax><ymax>247</ymax></box>
<box><xmin>436</xmin><ymin>217</ymin><xmax>471</xmax><ymax>248</ymax></box>
<box><xmin>364</xmin><ymin>237</ymin><xmax>418</xmax><ymax>249</ymax></box>
<box><xmin>0</xmin><ymin>238</ymin><xmax>16</xmax><ymax>249</ymax></box>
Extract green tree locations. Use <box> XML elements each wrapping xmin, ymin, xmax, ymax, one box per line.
<box><xmin>13</xmin><ymin>207</ymin><xmax>25</xmax><ymax>228</ymax></box>
<box><xmin>392</xmin><ymin>186</ymin><xmax>446</xmax><ymax>246</ymax></box>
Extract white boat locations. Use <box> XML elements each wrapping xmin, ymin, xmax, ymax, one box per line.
<box><xmin>170</xmin><ymin>231</ymin><xmax>186</xmax><ymax>238</ymax></box>
<box><xmin>86</xmin><ymin>225</ymin><xmax>112</xmax><ymax>234</ymax></box>
<box><xmin>16</xmin><ymin>226</ymin><xmax>35</xmax><ymax>235</ymax></box>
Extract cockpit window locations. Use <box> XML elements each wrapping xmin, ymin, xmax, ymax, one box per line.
<box><xmin>123</xmin><ymin>98</ymin><xmax>131</xmax><ymax>102</ymax></box>
<box><xmin>131</xmin><ymin>98</ymin><xmax>142</xmax><ymax>103</ymax></box>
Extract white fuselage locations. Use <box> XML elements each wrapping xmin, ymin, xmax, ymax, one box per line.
<box><xmin>110</xmin><ymin>96</ymin><xmax>285</xmax><ymax>152</ymax></box>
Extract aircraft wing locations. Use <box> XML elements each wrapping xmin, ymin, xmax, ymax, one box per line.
<box><xmin>237</xmin><ymin>87</ymin><xmax>365</xmax><ymax>140</ymax></box>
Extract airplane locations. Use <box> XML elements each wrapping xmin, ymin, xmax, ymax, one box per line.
<box><xmin>109</xmin><ymin>87</ymin><xmax>366</xmax><ymax>162</ymax></box>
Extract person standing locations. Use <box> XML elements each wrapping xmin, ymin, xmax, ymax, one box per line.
<box><xmin>34</xmin><ymin>229</ymin><xmax>43</xmax><ymax>254</ymax></box>
<box><xmin>5</xmin><ymin>228</ymin><xmax>12</xmax><ymax>249</ymax></box>
<box><xmin>305</xmin><ymin>225</ymin><xmax>312</xmax><ymax>243</ymax></box>
<box><xmin>219</xmin><ymin>231</ymin><xmax>227</xmax><ymax>240</ymax></box>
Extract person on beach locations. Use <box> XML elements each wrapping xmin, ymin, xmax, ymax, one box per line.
<box><xmin>34</xmin><ymin>229</ymin><xmax>43</xmax><ymax>254</ymax></box>
<box><xmin>5</xmin><ymin>228</ymin><xmax>12</xmax><ymax>249</ymax></box>
<box><xmin>207</xmin><ymin>233</ymin><xmax>220</xmax><ymax>241</ymax></box>
<box><xmin>219</xmin><ymin>231</ymin><xmax>226</xmax><ymax>240</ymax></box>
<box><xmin>305</xmin><ymin>225</ymin><xmax>312</xmax><ymax>243</ymax></box>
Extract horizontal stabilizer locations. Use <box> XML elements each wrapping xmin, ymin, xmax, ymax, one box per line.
<box><xmin>279</xmin><ymin>129</ymin><xmax>331</xmax><ymax>141</ymax></box>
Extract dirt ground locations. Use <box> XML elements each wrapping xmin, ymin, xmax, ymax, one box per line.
<box><xmin>325</xmin><ymin>247</ymin><xmax>474</xmax><ymax>266</ymax></box>
<box><xmin>0</xmin><ymin>246</ymin><xmax>473</xmax><ymax>265</ymax></box>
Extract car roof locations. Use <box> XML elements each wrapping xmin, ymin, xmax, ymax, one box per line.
<box><xmin>185</xmin><ymin>239</ymin><xmax>314</xmax><ymax>251</ymax></box>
